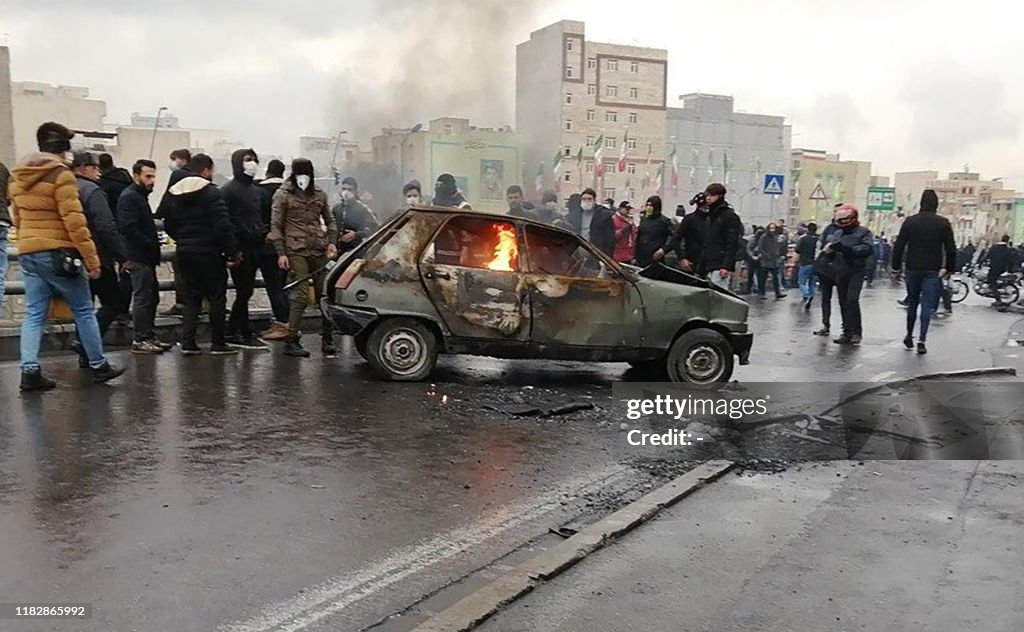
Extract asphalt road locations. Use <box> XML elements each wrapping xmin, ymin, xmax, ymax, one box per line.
<box><xmin>0</xmin><ymin>284</ymin><xmax>1021</xmax><ymax>631</ymax></box>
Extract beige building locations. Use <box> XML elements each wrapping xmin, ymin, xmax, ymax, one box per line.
<box><xmin>789</xmin><ymin>149</ymin><xmax>872</xmax><ymax>228</ymax></box>
<box><xmin>0</xmin><ymin>47</ymin><xmax>16</xmax><ymax>166</ymax></box>
<box><xmin>300</xmin><ymin>135</ymin><xmax>362</xmax><ymax>177</ymax></box>
<box><xmin>371</xmin><ymin>117</ymin><xmax>526</xmax><ymax>213</ymax></box>
<box><xmin>10</xmin><ymin>81</ymin><xmax>107</xmax><ymax>161</ymax></box>
<box><xmin>894</xmin><ymin>170</ymin><xmax>1014</xmax><ymax>245</ymax></box>
<box><xmin>516</xmin><ymin>20</ymin><xmax>668</xmax><ymax>204</ymax></box>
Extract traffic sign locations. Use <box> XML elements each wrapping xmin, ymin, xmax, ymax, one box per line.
<box><xmin>809</xmin><ymin>182</ymin><xmax>828</xmax><ymax>201</ymax></box>
<box><xmin>867</xmin><ymin>186</ymin><xmax>896</xmax><ymax>211</ymax></box>
<box><xmin>763</xmin><ymin>174</ymin><xmax>785</xmax><ymax>195</ymax></box>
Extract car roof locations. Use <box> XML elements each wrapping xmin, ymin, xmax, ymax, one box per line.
<box><xmin>405</xmin><ymin>205</ymin><xmax>575</xmax><ymax>234</ymax></box>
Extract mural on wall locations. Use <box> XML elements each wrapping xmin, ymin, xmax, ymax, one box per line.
<box><xmin>480</xmin><ymin>159</ymin><xmax>505</xmax><ymax>201</ymax></box>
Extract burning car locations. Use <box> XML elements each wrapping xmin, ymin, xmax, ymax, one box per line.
<box><xmin>323</xmin><ymin>207</ymin><xmax>752</xmax><ymax>383</ymax></box>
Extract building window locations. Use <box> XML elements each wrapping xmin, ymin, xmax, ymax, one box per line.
<box><xmin>566</xmin><ymin>39</ymin><xmax>574</xmax><ymax>52</ymax></box>
<box><xmin>605</xmin><ymin>137</ymin><xmax>617</xmax><ymax>149</ymax></box>
<box><xmin>585</xmin><ymin>161</ymin><xmax>594</xmax><ymax>173</ymax></box>
<box><xmin>605</xmin><ymin>111</ymin><xmax>618</xmax><ymax>123</ymax></box>
<box><xmin>565</xmin><ymin>65</ymin><xmax>574</xmax><ymax>79</ymax></box>
<box><xmin>586</xmin><ymin>110</ymin><xmax>596</xmax><ymax>121</ymax></box>
<box><xmin>444</xmin><ymin>124</ymin><xmax>452</xmax><ymax>135</ymax></box>
<box><xmin>629</xmin><ymin>87</ymin><xmax>638</xmax><ymax>99</ymax></box>
<box><xmin>565</xmin><ymin>119</ymin><xmax>573</xmax><ymax>131</ymax></box>
<box><xmin>587</xmin><ymin>84</ymin><xmax>596</xmax><ymax>96</ymax></box>
<box><xmin>564</xmin><ymin>172</ymin><xmax>572</xmax><ymax>182</ymax></box>
<box><xmin>606</xmin><ymin>85</ymin><xmax>618</xmax><ymax>97</ymax></box>
<box><xmin>586</xmin><ymin>135</ymin><xmax>595</xmax><ymax>146</ymax></box>
<box><xmin>627</xmin><ymin>163</ymin><xmax>637</xmax><ymax>175</ymax></box>
<box><xmin>587</xmin><ymin>58</ymin><xmax>597</xmax><ymax>69</ymax></box>
<box><xmin>603</xmin><ymin>187</ymin><xmax>616</xmax><ymax>200</ymax></box>
<box><xmin>627</xmin><ymin>138</ymin><xmax>636</xmax><ymax>150</ymax></box>
<box><xmin>628</xmin><ymin>188</ymin><xmax>636</xmax><ymax>200</ymax></box>
<box><xmin>564</xmin><ymin>147</ymin><xmax>572</xmax><ymax>156</ymax></box>
<box><xmin>628</xmin><ymin>112</ymin><xmax>638</xmax><ymax>124</ymax></box>
<box><xmin>565</xmin><ymin>93</ymin><xmax>573</xmax><ymax>104</ymax></box>
<box><xmin>630</xmin><ymin>61</ymin><xmax>639</xmax><ymax>73</ymax></box>
<box><xmin>605</xmin><ymin>59</ymin><xmax>618</xmax><ymax>71</ymax></box>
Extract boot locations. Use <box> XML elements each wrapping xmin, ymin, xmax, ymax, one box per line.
<box><xmin>20</xmin><ymin>369</ymin><xmax>57</xmax><ymax>392</ymax></box>
<box><xmin>260</xmin><ymin>322</ymin><xmax>290</xmax><ymax>341</ymax></box>
<box><xmin>284</xmin><ymin>337</ymin><xmax>311</xmax><ymax>358</ymax></box>
<box><xmin>70</xmin><ymin>340</ymin><xmax>89</xmax><ymax>369</ymax></box>
<box><xmin>92</xmin><ymin>362</ymin><xmax>126</xmax><ymax>384</ymax></box>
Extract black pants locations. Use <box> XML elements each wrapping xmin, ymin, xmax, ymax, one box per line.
<box><xmin>90</xmin><ymin>264</ymin><xmax>123</xmax><ymax>337</ymax></box>
<box><xmin>171</xmin><ymin>255</ymin><xmax>187</xmax><ymax>306</ymax></box>
<box><xmin>757</xmin><ymin>266</ymin><xmax>782</xmax><ymax>296</ymax></box>
<box><xmin>127</xmin><ymin>262</ymin><xmax>159</xmax><ymax>343</ymax></box>
<box><xmin>836</xmin><ymin>271</ymin><xmax>866</xmax><ymax>337</ymax></box>
<box><xmin>228</xmin><ymin>249</ymin><xmax>258</xmax><ymax>338</ymax></box>
<box><xmin>818</xmin><ymin>274</ymin><xmax>836</xmax><ymax>329</ymax></box>
<box><xmin>258</xmin><ymin>249</ymin><xmax>289</xmax><ymax>323</ymax></box>
<box><xmin>117</xmin><ymin>267</ymin><xmax>132</xmax><ymax>317</ymax></box>
<box><xmin>178</xmin><ymin>252</ymin><xmax>227</xmax><ymax>347</ymax></box>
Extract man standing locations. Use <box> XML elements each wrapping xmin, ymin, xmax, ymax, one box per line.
<box><xmin>162</xmin><ymin>154</ymin><xmax>241</xmax><ymax>356</ymax></box>
<box><xmin>256</xmin><ymin>159</ymin><xmax>290</xmax><ymax>340</ymax></box>
<box><xmin>820</xmin><ymin>205</ymin><xmax>873</xmax><ymax>345</ymax></box>
<box><xmin>118</xmin><ymin>158</ymin><xmax>165</xmax><ymax>354</ymax></box>
<box><xmin>505</xmin><ymin>185</ymin><xmax>537</xmax><ymax>220</ymax></box>
<box><xmin>568</xmin><ymin>188</ymin><xmax>615</xmax><ymax>256</ymax></box>
<box><xmin>611</xmin><ymin>201</ymin><xmax>637</xmax><ymax>264</ymax></box>
<box><xmin>9</xmin><ymin>122</ymin><xmax>125</xmax><ymax>390</ymax></box>
<box><xmin>72</xmin><ymin>151</ymin><xmax>128</xmax><ymax>362</ymax></box>
<box><xmin>796</xmin><ymin>222</ymin><xmax>818</xmax><ymax>310</ymax></box>
<box><xmin>271</xmin><ymin>159</ymin><xmax>338</xmax><ymax>358</ymax></box>
<box><xmin>890</xmin><ymin>190</ymin><xmax>956</xmax><ymax>354</ymax></box>
<box><xmin>661</xmin><ymin>192</ymin><xmax>709</xmax><ymax>275</ymax></box>
<box><xmin>432</xmin><ymin>173</ymin><xmax>471</xmax><ymax>209</ymax></box>
<box><xmin>813</xmin><ymin>205</ymin><xmax>843</xmax><ymax>336</ymax></box>
<box><xmin>156</xmin><ymin>148</ymin><xmax>193</xmax><ymax>317</ymax></box>
<box><xmin>635</xmin><ymin>196</ymin><xmax>674</xmax><ymax>267</ymax></box>
<box><xmin>402</xmin><ymin>180</ymin><xmax>422</xmax><ymax>208</ymax></box>
<box><xmin>0</xmin><ymin>161</ymin><xmax>10</xmax><ymax>321</ymax></box>
<box><xmin>699</xmin><ymin>183</ymin><xmax>743</xmax><ymax>290</ymax></box>
<box><xmin>221</xmin><ymin>148</ymin><xmax>267</xmax><ymax>350</ymax></box>
<box><xmin>96</xmin><ymin>153</ymin><xmax>133</xmax><ymax>208</ymax></box>
<box><xmin>332</xmin><ymin>176</ymin><xmax>379</xmax><ymax>257</ymax></box>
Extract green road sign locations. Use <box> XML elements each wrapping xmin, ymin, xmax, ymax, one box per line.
<box><xmin>867</xmin><ymin>186</ymin><xmax>896</xmax><ymax>211</ymax></box>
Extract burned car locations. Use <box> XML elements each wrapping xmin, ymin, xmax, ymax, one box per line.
<box><xmin>323</xmin><ymin>207</ymin><xmax>752</xmax><ymax>383</ymax></box>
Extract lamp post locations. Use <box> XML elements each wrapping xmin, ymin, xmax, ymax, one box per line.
<box><xmin>148</xmin><ymin>106</ymin><xmax>168</xmax><ymax>159</ymax></box>
<box><xmin>399</xmin><ymin>123</ymin><xmax>423</xmax><ymax>183</ymax></box>
<box><xmin>329</xmin><ymin>130</ymin><xmax>349</xmax><ymax>173</ymax></box>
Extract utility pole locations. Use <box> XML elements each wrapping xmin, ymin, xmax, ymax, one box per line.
<box><xmin>148</xmin><ymin>106</ymin><xmax>167</xmax><ymax>159</ymax></box>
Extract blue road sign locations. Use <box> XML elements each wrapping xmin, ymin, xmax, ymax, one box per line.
<box><xmin>763</xmin><ymin>174</ymin><xmax>785</xmax><ymax>195</ymax></box>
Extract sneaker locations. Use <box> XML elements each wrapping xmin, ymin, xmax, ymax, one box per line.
<box><xmin>20</xmin><ymin>369</ymin><xmax>57</xmax><ymax>392</ymax></box>
<box><xmin>775</xmin><ymin>292</ymin><xmax>788</xmax><ymax>300</ymax></box>
<box><xmin>153</xmin><ymin>339</ymin><xmax>175</xmax><ymax>351</ymax></box>
<box><xmin>849</xmin><ymin>334</ymin><xmax>862</xmax><ymax>345</ymax></box>
<box><xmin>917</xmin><ymin>342</ymin><xmax>928</xmax><ymax>355</ymax></box>
<box><xmin>322</xmin><ymin>343</ymin><xmax>337</xmax><ymax>358</ymax></box>
<box><xmin>833</xmin><ymin>334</ymin><xmax>854</xmax><ymax>345</ymax></box>
<box><xmin>896</xmin><ymin>298</ymin><xmax>908</xmax><ymax>307</ymax></box>
<box><xmin>92</xmin><ymin>362</ymin><xmax>126</xmax><ymax>384</ymax></box>
<box><xmin>70</xmin><ymin>340</ymin><xmax>89</xmax><ymax>368</ymax></box>
<box><xmin>160</xmin><ymin>304</ymin><xmax>185</xmax><ymax>318</ymax></box>
<box><xmin>131</xmin><ymin>340</ymin><xmax>165</xmax><ymax>355</ymax></box>
<box><xmin>227</xmin><ymin>335</ymin><xmax>269</xmax><ymax>351</ymax></box>
<box><xmin>903</xmin><ymin>335</ymin><xmax>914</xmax><ymax>349</ymax></box>
<box><xmin>284</xmin><ymin>339</ymin><xmax>311</xmax><ymax>358</ymax></box>
<box><xmin>259</xmin><ymin>322</ymin><xmax>290</xmax><ymax>341</ymax></box>
<box><xmin>209</xmin><ymin>343</ymin><xmax>239</xmax><ymax>356</ymax></box>
<box><xmin>812</xmin><ymin>327</ymin><xmax>830</xmax><ymax>337</ymax></box>
<box><xmin>180</xmin><ymin>343</ymin><xmax>203</xmax><ymax>356</ymax></box>
<box><xmin>803</xmin><ymin>296</ymin><xmax>813</xmax><ymax>311</ymax></box>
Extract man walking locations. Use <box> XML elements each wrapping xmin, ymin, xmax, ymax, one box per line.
<box><xmin>117</xmin><ymin>158</ymin><xmax>166</xmax><ymax>354</ymax></box>
<box><xmin>699</xmin><ymin>183</ymin><xmax>743</xmax><ymax>290</ymax></box>
<box><xmin>9</xmin><ymin>122</ymin><xmax>124</xmax><ymax>390</ymax></box>
<box><xmin>796</xmin><ymin>222</ymin><xmax>818</xmax><ymax>309</ymax></box>
<box><xmin>256</xmin><ymin>159</ymin><xmax>290</xmax><ymax>340</ymax></box>
<box><xmin>221</xmin><ymin>148</ymin><xmax>268</xmax><ymax>350</ymax></box>
<box><xmin>156</xmin><ymin>148</ymin><xmax>193</xmax><ymax>317</ymax></box>
<box><xmin>813</xmin><ymin>206</ymin><xmax>843</xmax><ymax>337</ymax></box>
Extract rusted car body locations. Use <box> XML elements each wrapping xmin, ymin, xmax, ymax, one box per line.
<box><xmin>323</xmin><ymin>207</ymin><xmax>752</xmax><ymax>383</ymax></box>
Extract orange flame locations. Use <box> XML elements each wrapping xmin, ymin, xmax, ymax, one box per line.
<box><xmin>485</xmin><ymin>224</ymin><xmax>518</xmax><ymax>271</ymax></box>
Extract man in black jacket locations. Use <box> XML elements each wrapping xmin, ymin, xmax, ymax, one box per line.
<box><xmin>220</xmin><ymin>147</ymin><xmax>266</xmax><ymax>350</ymax></box>
<box><xmin>155</xmin><ymin>148</ymin><xmax>193</xmax><ymax>317</ymax></box>
<box><xmin>162</xmin><ymin>153</ymin><xmax>241</xmax><ymax>356</ymax></box>
<box><xmin>821</xmin><ymin>205</ymin><xmax>873</xmax><ymax>345</ymax></box>
<box><xmin>97</xmin><ymin>153</ymin><xmax>133</xmax><ymax>211</ymax></box>
<box><xmin>567</xmin><ymin>188</ymin><xmax>615</xmax><ymax>256</ymax></box>
<box><xmin>256</xmin><ymin>159</ymin><xmax>289</xmax><ymax>339</ymax></box>
<box><xmin>72</xmin><ymin>152</ymin><xmax>128</xmax><ymax>360</ymax></box>
<box><xmin>890</xmin><ymin>189</ymin><xmax>957</xmax><ymax>354</ymax></box>
<box><xmin>635</xmin><ymin>195</ymin><xmax>674</xmax><ymax>267</ymax></box>
<box><xmin>795</xmin><ymin>222</ymin><xmax>818</xmax><ymax>310</ymax></box>
<box><xmin>117</xmin><ymin>159</ymin><xmax>165</xmax><ymax>354</ymax></box>
<box><xmin>332</xmin><ymin>176</ymin><xmax>380</xmax><ymax>256</ymax></box>
<box><xmin>661</xmin><ymin>192</ymin><xmax>709</xmax><ymax>274</ymax></box>
<box><xmin>699</xmin><ymin>183</ymin><xmax>743</xmax><ymax>289</ymax></box>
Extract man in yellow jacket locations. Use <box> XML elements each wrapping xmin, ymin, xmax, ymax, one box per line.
<box><xmin>9</xmin><ymin>122</ymin><xmax>125</xmax><ymax>391</ymax></box>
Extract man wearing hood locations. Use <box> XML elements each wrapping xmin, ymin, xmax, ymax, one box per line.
<box><xmin>255</xmin><ymin>159</ymin><xmax>290</xmax><ymax>340</ymax></box>
<box><xmin>635</xmin><ymin>196</ymin><xmax>674</xmax><ymax>267</ymax></box>
<box><xmin>332</xmin><ymin>176</ymin><xmax>379</xmax><ymax>256</ymax></box>
<box><xmin>699</xmin><ymin>183</ymin><xmax>743</xmax><ymax>290</ymax></box>
<box><xmin>219</xmin><ymin>147</ymin><xmax>266</xmax><ymax>350</ymax></box>
<box><xmin>162</xmin><ymin>153</ymin><xmax>241</xmax><ymax>356</ymax></box>
<box><xmin>9</xmin><ymin>122</ymin><xmax>125</xmax><ymax>390</ymax></box>
<box><xmin>97</xmin><ymin>153</ymin><xmax>133</xmax><ymax>210</ymax></box>
<box><xmin>567</xmin><ymin>188</ymin><xmax>615</xmax><ymax>256</ymax></box>
<box><xmin>890</xmin><ymin>189</ymin><xmax>956</xmax><ymax>355</ymax></box>
<box><xmin>270</xmin><ymin>159</ymin><xmax>338</xmax><ymax>358</ymax></box>
<box><xmin>820</xmin><ymin>204</ymin><xmax>873</xmax><ymax>345</ymax></box>
<box><xmin>432</xmin><ymin>173</ymin><xmax>471</xmax><ymax>209</ymax></box>
<box><xmin>535</xmin><ymin>190</ymin><xmax>567</xmax><ymax>227</ymax></box>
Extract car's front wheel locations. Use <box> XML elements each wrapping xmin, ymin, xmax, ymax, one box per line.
<box><xmin>666</xmin><ymin>329</ymin><xmax>734</xmax><ymax>383</ymax></box>
<box><xmin>366</xmin><ymin>318</ymin><xmax>438</xmax><ymax>381</ymax></box>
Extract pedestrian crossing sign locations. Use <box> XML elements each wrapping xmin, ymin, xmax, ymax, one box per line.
<box><xmin>809</xmin><ymin>182</ymin><xmax>828</xmax><ymax>201</ymax></box>
<box><xmin>763</xmin><ymin>174</ymin><xmax>784</xmax><ymax>195</ymax></box>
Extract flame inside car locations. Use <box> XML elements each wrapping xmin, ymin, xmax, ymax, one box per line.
<box><xmin>485</xmin><ymin>223</ymin><xmax>518</xmax><ymax>272</ymax></box>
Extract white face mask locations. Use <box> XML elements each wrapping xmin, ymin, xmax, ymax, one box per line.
<box><xmin>295</xmin><ymin>175</ymin><xmax>311</xmax><ymax>190</ymax></box>
<box><xmin>341</xmin><ymin>189</ymin><xmax>355</xmax><ymax>201</ymax></box>
<box><xmin>63</xmin><ymin>151</ymin><xmax>74</xmax><ymax>164</ymax></box>
<box><xmin>581</xmin><ymin>201</ymin><xmax>595</xmax><ymax>211</ymax></box>
<box><xmin>169</xmin><ymin>161</ymin><xmax>178</xmax><ymax>171</ymax></box>
<box><xmin>406</xmin><ymin>195</ymin><xmax>421</xmax><ymax>206</ymax></box>
<box><xmin>242</xmin><ymin>160</ymin><xmax>259</xmax><ymax>178</ymax></box>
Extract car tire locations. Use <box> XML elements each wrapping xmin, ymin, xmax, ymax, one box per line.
<box><xmin>366</xmin><ymin>318</ymin><xmax>438</xmax><ymax>381</ymax></box>
<box><xmin>666</xmin><ymin>329</ymin><xmax>734</xmax><ymax>384</ymax></box>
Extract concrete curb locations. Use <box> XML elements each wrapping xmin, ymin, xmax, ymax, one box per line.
<box><xmin>410</xmin><ymin>460</ymin><xmax>735</xmax><ymax>632</ymax></box>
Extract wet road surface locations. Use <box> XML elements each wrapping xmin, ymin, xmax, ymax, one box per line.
<box><xmin>0</xmin><ymin>284</ymin><xmax>1021</xmax><ymax>631</ymax></box>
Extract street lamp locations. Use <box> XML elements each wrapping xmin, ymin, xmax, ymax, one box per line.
<box><xmin>329</xmin><ymin>130</ymin><xmax>349</xmax><ymax>172</ymax></box>
<box><xmin>148</xmin><ymin>106</ymin><xmax>168</xmax><ymax>159</ymax></box>
<box><xmin>400</xmin><ymin>123</ymin><xmax>423</xmax><ymax>183</ymax></box>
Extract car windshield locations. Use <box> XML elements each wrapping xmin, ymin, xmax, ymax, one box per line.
<box><xmin>525</xmin><ymin>226</ymin><xmax>612</xmax><ymax>279</ymax></box>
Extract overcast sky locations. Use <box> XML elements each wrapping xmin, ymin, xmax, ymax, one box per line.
<box><xmin>4</xmin><ymin>0</ymin><xmax>1022</xmax><ymax>189</ymax></box>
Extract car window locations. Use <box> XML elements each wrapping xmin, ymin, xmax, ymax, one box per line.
<box><xmin>425</xmin><ymin>216</ymin><xmax>520</xmax><ymax>271</ymax></box>
<box><xmin>524</xmin><ymin>225</ymin><xmax>617</xmax><ymax>280</ymax></box>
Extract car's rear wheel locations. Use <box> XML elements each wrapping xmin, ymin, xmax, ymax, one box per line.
<box><xmin>366</xmin><ymin>318</ymin><xmax>438</xmax><ymax>381</ymax></box>
<box><xmin>666</xmin><ymin>329</ymin><xmax>734</xmax><ymax>384</ymax></box>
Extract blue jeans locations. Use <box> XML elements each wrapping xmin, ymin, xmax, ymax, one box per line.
<box><xmin>905</xmin><ymin>269</ymin><xmax>942</xmax><ymax>342</ymax></box>
<box><xmin>19</xmin><ymin>251</ymin><xmax>107</xmax><ymax>371</ymax></box>
<box><xmin>798</xmin><ymin>264</ymin><xmax>815</xmax><ymax>299</ymax></box>
<box><xmin>0</xmin><ymin>226</ymin><xmax>9</xmax><ymax>314</ymax></box>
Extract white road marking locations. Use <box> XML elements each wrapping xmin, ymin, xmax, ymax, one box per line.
<box><xmin>218</xmin><ymin>463</ymin><xmax>633</xmax><ymax>632</ymax></box>
<box><xmin>870</xmin><ymin>370</ymin><xmax>896</xmax><ymax>383</ymax></box>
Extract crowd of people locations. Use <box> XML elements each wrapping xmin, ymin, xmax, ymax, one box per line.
<box><xmin>0</xmin><ymin>120</ymin><xmax>965</xmax><ymax>392</ymax></box>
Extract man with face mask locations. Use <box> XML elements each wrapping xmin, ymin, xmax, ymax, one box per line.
<box><xmin>536</xmin><ymin>190</ymin><xmax>567</xmax><ymax>227</ymax></box>
<box><xmin>567</xmin><ymin>188</ymin><xmax>615</xmax><ymax>256</ymax></box>
<box><xmin>635</xmin><ymin>196</ymin><xmax>674</xmax><ymax>267</ymax></box>
<box><xmin>820</xmin><ymin>204</ymin><xmax>873</xmax><ymax>345</ymax></box>
<box><xmin>155</xmin><ymin>148</ymin><xmax>194</xmax><ymax>317</ymax></box>
<box><xmin>432</xmin><ymin>173</ymin><xmax>471</xmax><ymax>209</ymax></box>
<box><xmin>256</xmin><ymin>159</ymin><xmax>290</xmax><ymax>340</ymax></box>
<box><xmin>9</xmin><ymin>122</ymin><xmax>125</xmax><ymax>390</ymax></box>
<box><xmin>271</xmin><ymin>159</ymin><xmax>338</xmax><ymax>358</ymax></box>
<box><xmin>220</xmin><ymin>148</ymin><xmax>266</xmax><ymax>350</ymax></box>
<box><xmin>332</xmin><ymin>176</ymin><xmax>379</xmax><ymax>256</ymax></box>
<box><xmin>402</xmin><ymin>180</ymin><xmax>422</xmax><ymax>208</ymax></box>
<box><xmin>118</xmin><ymin>158</ymin><xmax>167</xmax><ymax>355</ymax></box>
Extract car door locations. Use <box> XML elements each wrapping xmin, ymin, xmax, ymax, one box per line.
<box><xmin>419</xmin><ymin>215</ymin><xmax>531</xmax><ymax>341</ymax></box>
<box><xmin>523</xmin><ymin>224</ymin><xmax>645</xmax><ymax>348</ymax></box>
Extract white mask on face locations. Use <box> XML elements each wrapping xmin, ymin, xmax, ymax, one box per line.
<box><xmin>406</xmin><ymin>195</ymin><xmax>421</xmax><ymax>206</ymax></box>
<box><xmin>63</xmin><ymin>151</ymin><xmax>74</xmax><ymax>164</ymax></box>
<box><xmin>581</xmin><ymin>201</ymin><xmax>595</xmax><ymax>211</ymax></box>
<box><xmin>295</xmin><ymin>175</ymin><xmax>311</xmax><ymax>190</ymax></box>
<box><xmin>242</xmin><ymin>160</ymin><xmax>259</xmax><ymax>178</ymax></box>
<box><xmin>341</xmin><ymin>189</ymin><xmax>355</xmax><ymax>201</ymax></box>
<box><xmin>169</xmin><ymin>161</ymin><xmax>178</xmax><ymax>171</ymax></box>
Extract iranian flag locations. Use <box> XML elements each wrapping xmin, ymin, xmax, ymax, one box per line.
<box><xmin>535</xmin><ymin>162</ymin><xmax>544</xmax><ymax>197</ymax></box>
<box><xmin>553</xmin><ymin>149</ymin><xmax>565</xmax><ymax>191</ymax></box>
<box><xmin>653</xmin><ymin>162</ymin><xmax>665</xmax><ymax>194</ymax></box>
<box><xmin>593</xmin><ymin>134</ymin><xmax>605</xmax><ymax>176</ymax></box>
<box><xmin>669</xmin><ymin>145</ymin><xmax>679</xmax><ymax>192</ymax></box>
<box><xmin>617</xmin><ymin>130</ymin><xmax>629</xmax><ymax>172</ymax></box>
